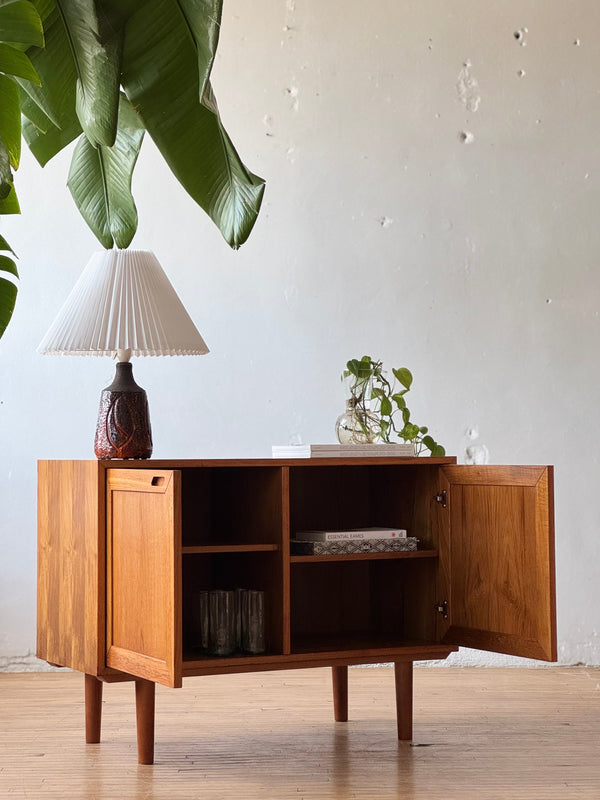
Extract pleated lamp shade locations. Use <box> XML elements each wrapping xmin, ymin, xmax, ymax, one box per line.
<box><xmin>38</xmin><ymin>249</ymin><xmax>209</xmax><ymax>357</ymax></box>
<box><xmin>39</xmin><ymin>250</ymin><xmax>209</xmax><ymax>460</ymax></box>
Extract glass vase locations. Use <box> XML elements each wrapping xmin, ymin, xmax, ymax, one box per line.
<box><xmin>335</xmin><ymin>397</ymin><xmax>381</xmax><ymax>444</ymax></box>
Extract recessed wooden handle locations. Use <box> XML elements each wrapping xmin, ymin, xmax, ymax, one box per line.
<box><xmin>151</xmin><ymin>476</ymin><xmax>165</xmax><ymax>487</ymax></box>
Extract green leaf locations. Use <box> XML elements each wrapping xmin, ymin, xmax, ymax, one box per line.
<box><xmin>0</xmin><ymin>248</ymin><xmax>18</xmax><ymax>340</ymax></box>
<box><xmin>22</xmin><ymin>101</ymin><xmax>82</xmax><ymax>166</ymax></box>
<box><xmin>0</xmin><ymin>74</ymin><xmax>20</xmax><ymax>168</ymax></box>
<box><xmin>17</xmin><ymin>8</ymin><xmax>78</xmax><ymax>131</ymax></box>
<box><xmin>120</xmin><ymin>0</ymin><xmax>264</xmax><ymax>249</ymax></box>
<box><xmin>402</xmin><ymin>407</ymin><xmax>410</xmax><ymax>424</ymax></box>
<box><xmin>0</xmin><ymin>273</ymin><xmax>17</xmax><ymax>337</ymax></box>
<box><xmin>346</xmin><ymin>359</ymin><xmax>360</xmax><ymax>376</ymax></box>
<box><xmin>421</xmin><ymin>435</ymin><xmax>435</xmax><ymax>449</ymax></box>
<box><xmin>404</xmin><ymin>423</ymin><xmax>420</xmax><ymax>440</ymax></box>
<box><xmin>67</xmin><ymin>93</ymin><xmax>144</xmax><ymax>248</ymax></box>
<box><xmin>29</xmin><ymin>0</ymin><xmax>55</xmax><ymax>23</ymax></box>
<box><xmin>176</xmin><ymin>0</ymin><xmax>222</xmax><ymax>100</ymax></box>
<box><xmin>431</xmin><ymin>444</ymin><xmax>446</xmax><ymax>456</ymax></box>
<box><xmin>0</xmin><ymin>253</ymin><xmax>18</xmax><ymax>277</ymax></box>
<box><xmin>0</xmin><ymin>134</ymin><xmax>12</xmax><ymax>197</ymax></box>
<box><xmin>0</xmin><ymin>42</ymin><xmax>40</xmax><ymax>83</ymax></box>
<box><xmin>419</xmin><ymin>426</ymin><xmax>428</xmax><ymax>434</ymax></box>
<box><xmin>380</xmin><ymin>396</ymin><xmax>392</xmax><ymax>416</ymax></box>
<box><xmin>379</xmin><ymin>418</ymin><xmax>390</xmax><ymax>442</ymax></box>
<box><xmin>0</xmin><ymin>0</ymin><xmax>44</xmax><ymax>48</ymax></box>
<box><xmin>0</xmin><ymin>181</ymin><xmax>19</xmax><ymax>212</ymax></box>
<box><xmin>55</xmin><ymin>0</ymin><xmax>122</xmax><ymax>146</ymax></box>
<box><xmin>19</xmin><ymin>86</ymin><xmax>50</xmax><ymax>130</ymax></box>
<box><xmin>0</xmin><ymin>233</ymin><xmax>16</xmax><ymax>254</ymax></box>
<box><xmin>19</xmin><ymin>86</ymin><xmax>83</xmax><ymax>167</ymax></box>
<box><xmin>347</xmin><ymin>355</ymin><xmax>375</xmax><ymax>381</ymax></box>
<box><xmin>391</xmin><ymin>393</ymin><xmax>406</xmax><ymax>409</ymax></box>
<box><xmin>392</xmin><ymin>367</ymin><xmax>413</xmax><ymax>390</ymax></box>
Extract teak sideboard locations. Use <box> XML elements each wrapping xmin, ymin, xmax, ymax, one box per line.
<box><xmin>37</xmin><ymin>457</ymin><xmax>556</xmax><ymax>764</ymax></box>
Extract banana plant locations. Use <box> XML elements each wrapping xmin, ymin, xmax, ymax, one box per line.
<box><xmin>0</xmin><ymin>0</ymin><xmax>265</xmax><ymax>339</ymax></box>
<box><xmin>0</xmin><ymin>0</ymin><xmax>44</xmax><ymax>337</ymax></box>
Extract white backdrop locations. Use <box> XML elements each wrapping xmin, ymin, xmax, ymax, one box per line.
<box><xmin>1</xmin><ymin>0</ymin><xmax>598</xmax><ymax>668</ymax></box>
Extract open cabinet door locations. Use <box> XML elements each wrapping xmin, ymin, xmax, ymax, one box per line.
<box><xmin>437</xmin><ymin>466</ymin><xmax>556</xmax><ymax>661</ymax></box>
<box><xmin>106</xmin><ymin>469</ymin><xmax>182</xmax><ymax>687</ymax></box>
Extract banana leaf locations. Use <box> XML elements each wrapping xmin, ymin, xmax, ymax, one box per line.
<box><xmin>0</xmin><ymin>234</ymin><xmax>16</xmax><ymax>253</ymax></box>
<box><xmin>0</xmin><ymin>41</ymin><xmax>39</xmax><ymax>82</ymax></box>
<box><xmin>0</xmin><ymin>74</ymin><xmax>20</xmax><ymax>168</ymax></box>
<box><xmin>67</xmin><ymin>93</ymin><xmax>144</xmax><ymax>248</ymax></box>
<box><xmin>121</xmin><ymin>0</ymin><xmax>264</xmax><ymax>249</ymax></box>
<box><xmin>0</xmin><ymin>0</ymin><xmax>44</xmax><ymax>48</ymax></box>
<box><xmin>176</xmin><ymin>0</ymin><xmax>222</xmax><ymax>99</ymax></box>
<box><xmin>0</xmin><ymin>182</ymin><xmax>19</xmax><ymax>212</ymax></box>
<box><xmin>17</xmin><ymin>7</ymin><xmax>77</xmax><ymax>132</ymax></box>
<box><xmin>55</xmin><ymin>0</ymin><xmax>122</xmax><ymax>146</ymax></box>
<box><xmin>0</xmin><ymin>252</ymin><xmax>17</xmax><ymax>337</ymax></box>
<box><xmin>0</xmin><ymin>135</ymin><xmax>12</xmax><ymax>197</ymax></box>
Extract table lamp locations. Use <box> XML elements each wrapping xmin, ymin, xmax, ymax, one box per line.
<box><xmin>38</xmin><ymin>249</ymin><xmax>209</xmax><ymax>459</ymax></box>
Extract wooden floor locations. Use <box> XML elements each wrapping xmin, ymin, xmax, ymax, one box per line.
<box><xmin>1</xmin><ymin>666</ymin><xmax>598</xmax><ymax>799</ymax></box>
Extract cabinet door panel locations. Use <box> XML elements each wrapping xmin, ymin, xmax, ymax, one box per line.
<box><xmin>438</xmin><ymin>466</ymin><xmax>556</xmax><ymax>661</ymax></box>
<box><xmin>106</xmin><ymin>469</ymin><xmax>182</xmax><ymax>687</ymax></box>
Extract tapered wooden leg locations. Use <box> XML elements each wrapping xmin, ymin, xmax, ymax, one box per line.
<box><xmin>85</xmin><ymin>674</ymin><xmax>103</xmax><ymax>744</ymax></box>
<box><xmin>135</xmin><ymin>679</ymin><xmax>156</xmax><ymax>765</ymax></box>
<box><xmin>332</xmin><ymin>665</ymin><xmax>348</xmax><ymax>722</ymax></box>
<box><xmin>394</xmin><ymin>661</ymin><xmax>413</xmax><ymax>740</ymax></box>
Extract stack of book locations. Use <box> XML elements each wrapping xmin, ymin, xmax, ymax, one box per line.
<box><xmin>290</xmin><ymin>526</ymin><xmax>418</xmax><ymax>555</ymax></box>
<box><xmin>272</xmin><ymin>443</ymin><xmax>415</xmax><ymax>458</ymax></box>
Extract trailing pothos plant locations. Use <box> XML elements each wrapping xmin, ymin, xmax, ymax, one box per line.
<box><xmin>343</xmin><ymin>356</ymin><xmax>446</xmax><ymax>456</ymax></box>
<box><xmin>0</xmin><ymin>0</ymin><xmax>265</xmax><ymax>338</ymax></box>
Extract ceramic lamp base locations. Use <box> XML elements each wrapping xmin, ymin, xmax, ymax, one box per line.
<box><xmin>94</xmin><ymin>362</ymin><xmax>153</xmax><ymax>460</ymax></box>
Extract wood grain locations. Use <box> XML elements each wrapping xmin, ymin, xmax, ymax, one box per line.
<box><xmin>394</xmin><ymin>660</ymin><xmax>413</xmax><ymax>740</ymax></box>
<box><xmin>438</xmin><ymin>465</ymin><xmax>556</xmax><ymax>661</ymax></box>
<box><xmin>106</xmin><ymin>469</ymin><xmax>182</xmax><ymax>687</ymax></box>
<box><xmin>84</xmin><ymin>674</ymin><xmax>102</xmax><ymax>743</ymax></box>
<box><xmin>3</xmin><ymin>667</ymin><xmax>598</xmax><ymax>799</ymax></box>
<box><xmin>331</xmin><ymin>665</ymin><xmax>348</xmax><ymax>721</ymax></box>
<box><xmin>37</xmin><ymin>460</ymin><xmax>105</xmax><ymax>675</ymax></box>
<box><xmin>135</xmin><ymin>679</ymin><xmax>156</xmax><ymax>765</ymax></box>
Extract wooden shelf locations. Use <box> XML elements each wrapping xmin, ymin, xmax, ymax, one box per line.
<box><xmin>290</xmin><ymin>632</ymin><xmax>451</xmax><ymax>657</ymax></box>
<box><xmin>182</xmin><ymin>544</ymin><xmax>279</xmax><ymax>554</ymax></box>
<box><xmin>290</xmin><ymin>548</ymin><xmax>438</xmax><ymax>563</ymax></box>
<box><xmin>183</xmin><ymin>649</ymin><xmax>282</xmax><ymax>666</ymax></box>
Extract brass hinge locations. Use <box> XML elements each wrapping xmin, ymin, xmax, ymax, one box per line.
<box><xmin>435</xmin><ymin>600</ymin><xmax>448</xmax><ymax>620</ymax></box>
<box><xmin>435</xmin><ymin>489</ymin><xmax>447</xmax><ymax>508</ymax></box>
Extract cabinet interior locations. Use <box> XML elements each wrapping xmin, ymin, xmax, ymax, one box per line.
<box><xmin>290</xmin><ymin>557</ymin><xmax>438</xmax><ymax>652</ymax></box>
<box><xmin>288</xmin><ymin>464</ymin><xmax>440</xmax><ymax>548</ymax></box>
<box><xmin>180</xmin><ymin>463</ymin><xmax>443</xmax><ymax>662</ymax></box>
<box><xmin>182</xmin><ymin>467</ymin><xmax>283</xmax><ymax>547</ymax></box>
<box><xmin>182</xmin><ymin>551</ymin><xmax>283</xmax><ymax>658</ymax></box>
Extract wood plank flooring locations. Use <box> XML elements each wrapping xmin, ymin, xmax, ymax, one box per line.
<box><xmin>1</xmin><ymin>666</ymin><xmax>598</xmax><ymax>799</ymax></box>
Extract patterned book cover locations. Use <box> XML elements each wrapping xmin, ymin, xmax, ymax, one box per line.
<box><xmin>290</xmin><ymin>537</ymin><xmax>418</xmax><ymax>555</ymax></box>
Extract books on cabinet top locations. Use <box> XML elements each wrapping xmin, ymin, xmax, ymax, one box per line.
<box><xmin>271</xmin><ymin>443</ymin><xmax>415</xmax><ymax>458</ymax></box>
<box><xmin>295</xmin><ymin>526</ymin><xmax>407</xmax><ymax>542</ymax></box>
<box><xmin>290</xmin><ymin>538</ymin><xmax>418</xmax><ymax>555</ymax></box>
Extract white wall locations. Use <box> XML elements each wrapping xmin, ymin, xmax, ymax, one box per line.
<box><xmin>1</xmin><ymin>0</ymin><xmax>598</xmax><ymax>668</ymax></box>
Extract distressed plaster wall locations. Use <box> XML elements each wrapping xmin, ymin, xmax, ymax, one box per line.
<box><xmin>1</xmin><ymin>0</ymin><xmax>599</xmax><ymax>669</ymax></box>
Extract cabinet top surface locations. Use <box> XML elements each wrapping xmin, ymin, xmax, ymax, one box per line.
<box><xmin>40</xmin><ymin>456</ymin><xmax>458</xmax><ymax>468</ymax></box>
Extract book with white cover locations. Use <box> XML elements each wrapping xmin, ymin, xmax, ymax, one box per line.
<box><xmin>272</xmin><ymin>443</ymin><xmax>415</xmax><ymax>458</ymax></box>
<box><xmin>295</xmin><ymin>527</ymin><xmax>408</xmax><ymax>542</ymax></box>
